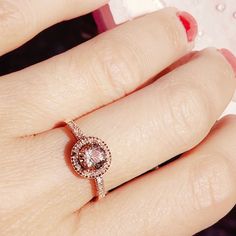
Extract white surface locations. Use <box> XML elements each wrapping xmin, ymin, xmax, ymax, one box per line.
<box><xmin>108</xmin><ymin>0</ymin><xmax>236</xmax><ymax>116</ymax></box>
<box><xmin>109</xmin><ymin>0</ymin><xmax>165</xmax><ymax>23</ymax></box>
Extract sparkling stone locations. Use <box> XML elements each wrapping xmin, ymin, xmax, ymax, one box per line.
<box><xmin>78</xmin><ymin>144</ymin><xmax>106</xmax><ymax>170</ymax></box>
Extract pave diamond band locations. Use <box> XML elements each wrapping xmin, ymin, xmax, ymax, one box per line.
<box><xmin>95</xmin><ymin>176</ymin><xmax>106</xmax><ymax>199</ymax></box>
<box><xmin>67</xmin><ymin>120</ymin><xmax>111</xmax><ymax>200</ymax></box>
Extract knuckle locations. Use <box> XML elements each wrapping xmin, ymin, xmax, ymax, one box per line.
<box><xmin>165</xmin><ymin>80</ymin><xmax>211</xmax><ymax>147</ymax></box>
<box><xmin>89</xmin><ymin>36</ymin><xmax>141</xmax><ymax>101</ymax></box>
<box><xmin>189</xmin><ymin>153</ymin><xmax>235</xmax><ymax>210</ymax></box>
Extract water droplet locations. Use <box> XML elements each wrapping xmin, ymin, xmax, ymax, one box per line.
<box><xmin>198</xmin><ymin>31</ymin><xmax>204</xmax><ymax>37</ymax></box>
<box><xmin>233</xmin><ymin>11</ymin><xmax>236</xmax><ymax>19</ymax></box>
<box><xmin>216</xmin><ymin>3</ymin><xmax>226</xmax><ymax>12</ymax></box>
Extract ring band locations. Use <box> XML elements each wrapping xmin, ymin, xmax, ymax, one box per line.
<box><xmin>67</xmin><ymin>121</ymin><xmax>111</xmax><ymax>200</ymax></box>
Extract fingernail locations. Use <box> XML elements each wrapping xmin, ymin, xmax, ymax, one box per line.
<box><xmin>219</xmin><ymin>48</ymin><xmax>236</xmax><ymax>75</ymax></box>
<box><xmin>177</xmin><ymin>11</ymin><xmax>198</xmax><ymax>42</ymax></box>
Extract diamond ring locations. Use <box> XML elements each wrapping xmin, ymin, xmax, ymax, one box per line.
<box><xmin>67</xmin><ymin>120</ymin><xmax>112</xmax><ymax>199</ymax></box>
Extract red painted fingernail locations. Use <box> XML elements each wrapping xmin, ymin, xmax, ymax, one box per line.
<box><xmin>177</xmin><ymin>11</ymin><xmax>198</xmax><ymax>42</ymax></box>
<box><xmin>220</xmin><ymin>48</ymin><xmax>236</xmax><ymax>75</ymax></box>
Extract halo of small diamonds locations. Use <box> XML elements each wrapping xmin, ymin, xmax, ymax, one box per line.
<box><xmin>71</xmin><ymin>136</ymin><xmax>111</xmax><ymax>179</ymax></box>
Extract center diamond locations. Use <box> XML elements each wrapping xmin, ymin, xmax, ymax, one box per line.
<box><xmin>78</xmin><ymin>144</ymin><xmax>106</xmax><ymax>170</ymax></box>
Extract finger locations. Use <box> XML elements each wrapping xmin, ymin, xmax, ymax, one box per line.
<box><xmin>0</xmin><ymin>0</ymin><xmax>108</xmax><ymax>55</ymax></box>
<box><xmin>5</xmin><ymin>47</ymin><xmax>235</xmax><ymax>216</ymax></box>
<box><xmin>0</xmin><ymin>8</ymin><xmax>197</xmax><ymax>137</ymax></box>
<box><xmin>75</xmin><ymin>115</ymin><xmax>236</xmax><ymax>236</ymax></box>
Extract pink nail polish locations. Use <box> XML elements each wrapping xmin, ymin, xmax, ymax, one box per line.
<box><xmin>219</xmin><ymin>48</ymin><xmax>236</xmax><ymax>75</ymax></box>
<box><xmin>177</xmin><ymin>11</ymin><xmax>198</xmax><ymax>42</ymax></box>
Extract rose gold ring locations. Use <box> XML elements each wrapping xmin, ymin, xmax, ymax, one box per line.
<box><xmin>67</xmin><ymin>120</ymin><xmax>111</xmax><ymax>200</ymax></box>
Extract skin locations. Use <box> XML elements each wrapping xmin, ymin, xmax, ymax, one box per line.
<box><xmin>0</xmin><ymin>1</ymin><xmax>236</xmax><ymax>236</ymax></box>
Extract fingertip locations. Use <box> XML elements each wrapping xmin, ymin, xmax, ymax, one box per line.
<box><xmin>219</xmin><ymin>48</ymin><xmax>236</xmax><ymax>76</ymax></box>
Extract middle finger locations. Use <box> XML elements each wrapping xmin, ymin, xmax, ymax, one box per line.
<box><xmin>0</xmin><ymin>8</ymin><xmax>195</xmax><ymax>137</ymax></box>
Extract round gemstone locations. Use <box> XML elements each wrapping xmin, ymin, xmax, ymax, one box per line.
<box><xmin>78</xmin><ymin>144</ymin><xmax>106</xmax><ymax>170</ymax></box>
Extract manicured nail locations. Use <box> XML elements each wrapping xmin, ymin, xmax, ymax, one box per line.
<box><xmin>177</xmin><ymin>11</ymin><xmax>198</xmax><ymax>42</ymax></box>
<box><xmin>219</xmin><ymin>48</ymin><xmax>236</xmax><ymax>75</ymax></box>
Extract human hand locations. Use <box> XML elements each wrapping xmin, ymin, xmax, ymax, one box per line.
<box><xmin>0</xmin><ymin>1</ymin><xmax>236</xmax><ymax>236</ymax></box>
